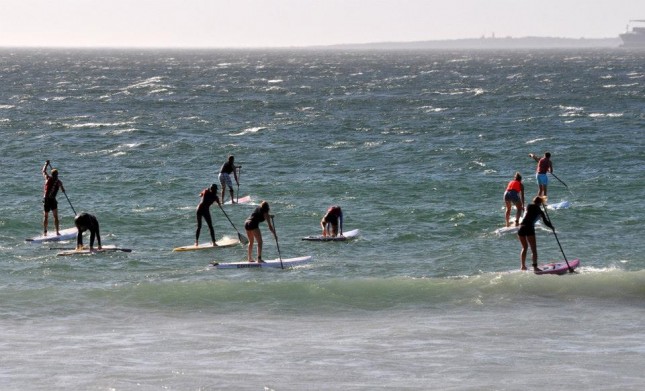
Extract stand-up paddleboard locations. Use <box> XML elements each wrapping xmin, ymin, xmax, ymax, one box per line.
<box><xmin>212</xmin><ymin>256</ymin><xmax>313</xmax><ymax>269</ymax></box>
<box><xmin>26</xmin><ymin>227</ymin><xmax>78</xmax><ymax>243</ymax></box>
<box><xmin>547</xmin><ymin>200</ymin><xmax>570</xmax><ymax>210</ymax></box>
<box><xmin>494</xmin><ymin>222</ymin><xmax>551</xmax><ymax>236</ymax></box>
<box><xmin>57</xmin><ymin>244</ymin><xmax>132</xmax><ymax>256</ymax></box>
<box><xmin>173</xmin><ymin>236</ymin><xmax>240</xmax><ymax>252</ymax></box>
<box><xmin>223</xmin><ymin>195</ymin><xmax>253</xmax><ymax>205</ymax></box>
<box><xmin>534</xmin><ymin>259</ymin><xmax>580</xmax><ymax>275</ymax></box>
<box><xmin>301</xmin><ymin>229</ymin><xmax>360</xmax><ymax>241</ymax></box>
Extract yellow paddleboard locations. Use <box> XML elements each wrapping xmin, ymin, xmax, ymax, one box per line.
<box><xmin>173</xmin><ymin>236</ymin><xmax>240</xmax><ymax>252</ymax></box>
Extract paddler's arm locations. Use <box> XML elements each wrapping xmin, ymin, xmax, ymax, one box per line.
<box><xmin>42</xmin><ymin>160</ymin><xmax>50</xmax><ymax>178</ymax></box>
<box><xmin>528</xmin><ymin>153</ymin><xmax>539</xmax><ymax>162</ymax></box>
<box><xmin>267</xmin><ymin>213</ymin><xmax>277</xmax><ymax>239</ymax></box>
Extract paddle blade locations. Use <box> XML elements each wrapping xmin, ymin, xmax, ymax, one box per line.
<box><xmin>238</xmin><ymin>233</ymin><xmax>249</xmax><ymax>245</ymax></box>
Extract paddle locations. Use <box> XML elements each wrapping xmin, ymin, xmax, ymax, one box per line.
<box><xmin>218</xmin><ymin>204</ymin><xmax>249</xmax><ymax>245</ymax></box>
<box><xmin>541</xmin><ymin>204</ymin><xmax>574</xmax><ymax>273</ymax></box>
<box><xmin>270</xmin><ymin>215</ymin><xmax>284</xmax><ymax>269</ymax></box>
<box><xmin>550</xmin><ymin>172</ymin><xmax>569</xmax><ymax>189</ymax></box>
<box><xmin>62</xmin><ymin>190</ymin><xmax>77</xmax><ymax>216</ymax></box>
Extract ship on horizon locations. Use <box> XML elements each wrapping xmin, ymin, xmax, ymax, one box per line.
<box><xmin>620</xmin><ymin>20</ymin><xmax>645</xmax><ymax>48</ymax></box>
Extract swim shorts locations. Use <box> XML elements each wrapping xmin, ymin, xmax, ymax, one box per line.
<box><xmin>536</xmin><ymin>173</ymin><xmax>549</xmax><ymax>186</ymax></box>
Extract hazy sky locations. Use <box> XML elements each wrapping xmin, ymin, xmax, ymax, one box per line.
<box><xmin>1</xmin><ymin>0</ymin><xmax>644</xmax><ymax>48</ymax></box>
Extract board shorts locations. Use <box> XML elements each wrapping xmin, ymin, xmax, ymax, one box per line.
<box><xmin>218</xmin><ymin>172</ymin><xmax>234</xmax><ymax>189</ymax></box>
<box><xmin>517</xmin><ymin>225</ymin><xmax>536</xmax><ymax>237</ymax></box>
<box><xmin>43</xmin><ymin>197</ymin><xmax>58</xmax><ymax>212</ymax></box>
<box><xmin>244</xmin><ymin>219</ymin><xmax>259</xmax><ymax>231</ymax></box>
<box><xmin>504</xmin><ymin>190</ymin><xmax>520</xmax><ymax>203</ymax></box>
<box><xmin>536</xmin><ymin>173</ymin><xmax>549</xmax><ymax>186</ymax></box>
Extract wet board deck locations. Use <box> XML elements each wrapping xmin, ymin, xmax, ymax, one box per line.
<box><xmin>212</xmin><ymin>256</ymin><xmax>313</xmax><ymax>269</ymax></box>
<box><xmin>57</xmin><ymin>245</ymin><xmax>132</xmax><ymax>256</ymax></box>
<box><xmin>301</xmin><ymin>229</ymin><xmax>360</xmax><ymax>241</ymax></box>
<box><xmin>173</xmin><ymin>237</ymin><xmax>240</xmax><ymax>252</ymax></box>
<box><xmin>223</xmin><ymin>195</ymin><xmax>253</xmax><ymax>205</ymax></box>
<box><xmin>26</xmin><ymin>227</ymin><xmax>77</xmax><ymax>243</ymax></box>
<box><xmin>535</xmin><ymin>259</ymin><xmax>580</xmax><ymax>275</ymax></box>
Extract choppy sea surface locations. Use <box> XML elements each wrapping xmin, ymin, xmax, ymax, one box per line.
<box><xmin>1</xmin><ymin>48</ymin><xmax>644</xmax><ymax>390</ymax></box>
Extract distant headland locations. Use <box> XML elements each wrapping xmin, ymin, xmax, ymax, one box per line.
<box><xmin>320</xmin><ymin>36</ymin><xmax>622</xmax><ymax>50</ymax></box>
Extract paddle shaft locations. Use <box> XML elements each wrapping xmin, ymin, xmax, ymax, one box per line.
<box><xmin>63</xmin><ymin>190</ymin><xmax>77</xmax><ymax>216</ymax></box>
<box><xmin>542</xmin><ymin>205</ymin><xmax>574</xmax><ymax>273</ymax></box>
<box><xmin>218</xmin><ymin>205</ymin><xmax>249</xmax><ymax>244</ymax></box>
<box><xmin>271</xmin><ymin>215</ymin><xmax>284</xmax><ymax>269</ymax></box>
<box><xmin>550</xmin><ymin>172</ymin><xmax>568</xmax><ymax>189</ymax></box>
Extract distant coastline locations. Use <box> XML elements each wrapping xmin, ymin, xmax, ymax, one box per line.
<box><xmin>320</xmin><ymin>36</ymin><xmax>622</xmax><ymax>50</ymax></box>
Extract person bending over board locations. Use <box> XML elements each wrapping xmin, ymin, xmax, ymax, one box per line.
<box><xmin>517</xmin><ymin>196</ymin><xmax>554</xmax><ymax>272</ymax></box>
<box><xmin>244</xmin><ymin>201</ymin><xmax>276</xmax><ymax>263</ymax></box>
<box><xmin>503</xmin><ymin>172</ymin><xmax>525</xmax><ymax>227</ymax></box>
<box><xmin>321</xmin><ymin>205</ymin><xmax>344</xmax><ymax>237</ymax></box>
<box><xmin>218</xmin><ymin>155</ymin><xmax>239</xmax><ymax>204</ymax></box>
<box><xmin>528</xmin><ymin>152</ymin><xmax>553</xmax><ymax>199</ymax></box>
<box><xmin>41</xmin><ymin>160</ymin><xmax>66</xmax><ymax>236</ymax></box>
<box><xmin>74</xmin><ymin>212</ymin><xmax>102</xmax><ymax>251</ymax></box>
<box><xmin>196</xmin><ymin>184</ymin><xmax>221</xmax><ymax>247</ymax></box>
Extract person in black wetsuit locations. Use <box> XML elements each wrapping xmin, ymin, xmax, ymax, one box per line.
<box><xmin>218</xmin><ymin>155</ymin><xmax>239</xmax><ymax>204</ymax></box>
<box><xmin>517</xmin><ymin>196</ymin><xmax>554</xmax><ymax>272</ymax></box>
<box><xmin>42</xmin><ymin>160</ymin><xmax>66</xmax><ymax>236</ymax></box>
<box><xmin>195</xmin><ymin>184</ymin><xmax>221</xmax><ymax>247</ymax></box>
<box><xmin>244</xmin><ymin>201</ymin><xmax>276</xmax><ymax>263</ymax></box>
<box><xmin>74</xmin><ymin>212</ymin><xmax>102</xmax><ymax>251</ymax></box>
<box><xmin>321</xmin><ymin>205</ymin><xmax>344</xmax><ymax>237</ymax></box>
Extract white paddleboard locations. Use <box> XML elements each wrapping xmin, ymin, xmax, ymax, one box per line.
<box><xmin>212</xmin><ymin>256</ymin><xmax>313</xmax><ymax>269</ymax></box>
<box><xmin>547</xmin><ymin>200</ymin><xmax>570</xmax><ymax>210</ymax></box>
<box><xmin>301</xmin><ymin>228</ymin><xmax>360</xmax><ymax>241</ymax></box>
<box><xmin>494</xmin><ymin>222</ymin><xmax>551</xmax><ymax>236</ymax></box>
<box><xmin>26</xmin><ymin>227</ymin><xmax>77</xmax><ymax>243</ymax></box>
<box><xmin>223</xmin><ymin>195</ymin><xmax>253</xmax><ymax>205</ymax></box>
<box><xmin>173</xmin><ymin>236</ymin><xmax>240</xmax><ymax>252</ymax></box>
<box><xmin>56</xmin><ymin>244</ymin><xmax>132</xmax><ymax>256</ymax></box>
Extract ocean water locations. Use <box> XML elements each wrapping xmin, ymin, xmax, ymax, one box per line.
<box><xmin>0</xmin><ymin>48</ymin><xmax>644</xmax><ymax>390</ymax></box>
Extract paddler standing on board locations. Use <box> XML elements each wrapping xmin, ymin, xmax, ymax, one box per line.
<box><xmin>503</xmin><ymin>172</ymin><xmax>525</xmax><ymax>227</ymax></box>
<box><xmin>41</xmin><ymin>160</ymin><xmax>65</xmax><ymax>236</ymax></box>
<box><xmin>218</xmin><ymin>155</ymin><xmax>239</xmax><ymax>204</ymax></box>
<box><xmin>517</xmin><ymin>196</ymin><xmax>554</xmax><ymax>272</ymax></box>
<box><xmin>195</xmin><ymin>184</ymin><xmax>221</xmax><ymax>247</ymax></box>
<box><xmin>244</xmin><ymin>201</ymin><xmax>276</xmax><ymax>263</ymax></box>
<box><xmin>321</xmin><ymin>205</ymin><xmax>344</xmax><ymax>237</ymax></box>
<box><xmin>529</xmin><ymin>152</ymin><xmax>553</xmax><ymax>199</ymax></box>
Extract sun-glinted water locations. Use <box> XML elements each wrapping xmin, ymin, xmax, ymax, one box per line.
<box><xmin>0</xmin><ymin>48</ymin><xmax>644</xmax><ymax>390</ymax></box>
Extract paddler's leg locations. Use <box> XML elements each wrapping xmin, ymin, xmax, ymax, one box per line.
<box><xmin>43</xmin><ymin>210</ymin><xmax>49</xmax><ymax>236</ymax></box>
<box><xmin>245</xmin><ymin>228</ymin><xmax>255</xmax><ymax>262</ymax></box>
<box><xmin>518</xmin><ymin>234</ymin><xmax>528</xmax><ymax>271</ymax></box>
<box><xmin>256</xmin><ymin>229</ymin><xmax>264</xmax><ymax>262</ymax></box>
<box><xmin>504</xmin><ymin>200</ymin><xmax>512</xmax><ymax>227</ymax></box>
<box><xmin>204</xmin><ymin>211</ymin><xmax>217</xmax><ymax>246</ymax></box>
<box><xmin>195</xmin><ymin>213</ymin><xmax>203</xmax><ymax>247</ymax></box>
<box><xmin>527</xmin><ymin>235</ymin><xmax>541</xmax><ymax>271</ymax></box>
<box><xmin>52</xmin><ymin>208</ymin><xmax>61</xmax><ymax>235</ymax></box>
